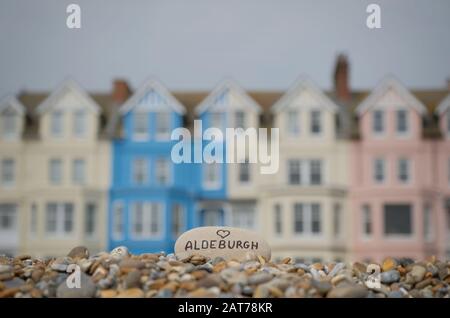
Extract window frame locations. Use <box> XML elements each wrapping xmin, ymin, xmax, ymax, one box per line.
<box><xmin>112</xmin><ymin>201</ymin><xmax>124</xmax><ymax>240</ymax></box>
<box><xmin>1</xmin><ymin>158</ymin><xmax>15</xmax><ymax>187</ymax></box>
<box><xmin>155</xmin><ymin>157</ymin><xmax>171</xmax><ymax>186</ymax></box>
<box><xmin>132</xmin><ymin>111</ymin><xmax>149</xmax><ymax>140</ymax></box>
<box><xmin>129</xmin><ymin>202</ymin><xmax>164</xmax><ymax>240</ymax></box>
<box><xmin>154</xmin><ymin>112</ymin><xmax>171</xmax><ymax>140</ymax></box>
<box><xmin>50</xmin><ymin>110</ymin><xmax>63</xmax><ymax>138</ymax></box>
<box><xmin>372</xmin><ymin>109</ymin><xmax>385</xmax><ymax>135</ymax></box>
<box><xmin>72</xmin><ymin>158</ymin><xmax>86</xmax><ymax>185</ymax></box>
<box><xmin>293</xmin><ymin>202</ymin><xmax>322</xmax><ymax>237</ymax></box>
<box><xmin>49</xmin><ymin>158</ymin><xmax>63</xmax><ymax>185</ymax></box>
<box><xmin>73</xmin><ymin>109</ymin><xmax>86</xmax><ymax>137</ymax></box>
<box><xmin>395</xmin><ymin>108</ymin><xmax>409</xmax><ymax>136</ymax></box>
<box><xmin>373</xmin><ymin>157</ymin><xmax>386</xmax><ymax>184</ymax></box>
<box><xmin>132</xmin><ymin>158</ymin><xmax>149</xmax><ymax>186</ymax></box>
<box><xmin>203</xmin><ymin>162</ymin><xmax>221</xmax><ymax>190</ymax></box>
<box><xmin>310</xmin><ymin>110</ymin><xmax>322</xmax><ymax>136</ymax></box>
<box><xmin>45</xmin><ymin>202</ymin><xmax>74</xmax><ymax>237</ymax></box>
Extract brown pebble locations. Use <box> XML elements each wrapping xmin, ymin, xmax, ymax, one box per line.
<box><xmin>179</xmin><ymin>281</ymin><xmax>197</xmax><ymax>291</ymax></box>
<box><xmin>0</xmin><ymin>272</ymin><xmax>14</xmax><ymax>281</ymax></box>
<box><xmin>382</xmin><ymin>257</ymin><xmax>397</xmax><ymax>272</ymax></box>
<box><xmin>281</xmin><ymin>257</ymin><xmax>291</xmax><ymax>264</ymax></box>
<box><xmin>15</xmin><ymin>255</ymin><xmax>31</xmax><ymax>261</ymax></box>
<box><xmin>0</xmin><ymin>288</ymin><xmax>19</xmax><ymax>298</ymax></box>
<box><xmin>269</xmin><ymin>286</ymin><xmax>284</xmax><ymax>297</ymax></box>
<box><xmin>117</xmin><ymin>288</ymin><xmax>144</xmax><ymax>298</ymax></box>
<box><xmin>100</xmin><ymin>289</ymin><xmax>118</xmax><ymax>298</ymax></box>
<box><xmin>191</xmin><ymin>270</ymin><xmax>208</xmax><ymax>280</ymax></box>
<box><xmin>148</xmin><ymin>278</ymin><xmax>166</xmax><ymax>290</ymax></box>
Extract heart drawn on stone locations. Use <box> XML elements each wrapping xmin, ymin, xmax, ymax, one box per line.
<box><xmin>216</xmin><ymin>229</ymin><xmax>231</xmax><ymax>239</ymax></box>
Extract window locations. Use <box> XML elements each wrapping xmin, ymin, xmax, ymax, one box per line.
<box><xmin>45</xmin><ymin>203</ymin><xmax>74</xmax><ymax>235</ymax></box>
<box><xmin>231</xmin><ymin>205</ymin><xmax>255</xmax><ymax>229</ymax></box>
<box><xmin>311</xmin><ymin>204</ymin><xmax>321</xmax><ymax>234</ymax></box>
<box><xmin>210</xmin><ymin>112</ymin><xmax>224</xmax><ymax>131</ymax></box>
<box><xmin>310</xmin><ymin>160</ymin><xmax>322</xmax><ymax>185</ymax></box>
<box><xmin>289</xmin><ymin>159</ymin><xmax>322</xmax><ymax>185</ymax></box>
<box><xmin>132</xmin><ymin>158</ymin><xmax>148</xmax><ymax>185</ymax></box>
<box><xmin>396</xmin><ymin>109</ymin><xmax>409</xmax><ymax>135</ymax></box>
<box><xmin>235</xmin><ymin>111</ymin><xmax>246</xmax><ymax>129</ymax></box>
<box><xmin>51</xmin><ymin>111</ymin><xmax>63</xmax><ymax>137</ymax></box>
<box><xmin>333</xmin><ymin>203</ymin><xmax>341</xmax><ymax>237</ymax></box>
<box><xmin>112</xmin><ymin>201</ymin><xmax>124</xmax><ymax>239</ymax></box>
<box><xmin>172</xmin><ymin>204</ymin><xmax>184</xmax><ymax>238</ymax></box>
<box><xmin>373</xmin><ymin>110</ymin><xmax>384</xmax><ymax>134</ymax></box>
<box><xmin>30</xmin><ymin>204</ymin><xmax>37</xmax><ymax>236</ymax></box>
<box><xmin>1</xmin><ymin>158</ymin><xmax>15</xmax><ymax>187</ymax></box>
<box><xmin>310</xmin><ymin>110</ymin><xmax>322</xmax><ymax>135</ymax></box>
<box><xmin>288</xmin><ymin>160</ymin><xmax>301</xmax><ymax>185</ymax></box>
<box><xmin>203</xmin><ymin>162</ymin><xmax>221</xmax><ymax>189</ymax></box>
<box><xmin>286</xmin><ymin>110</ymin><xmax>299</xmax><ymax>136</ymax></box>
<box><xmin>423</xmin><ymin>203</ymin><xmax>432</xmax><ymax>242</ymax></box>
<box><xmin>85</xmin><ymin>203</ymin><xmax>96</xmax><ymax>237</ymax></box>
<box><xmin>131</xmin><ymin>202</ymin><xmax>162</xmax><ymax>238</ymax></box>
<box><xmin>384</xmin><ymin>204</ymin><xmax>412</xmax><ymax>236</ymax></box>
<box><xmin>73</xmin><ymin>110</ymin><xmax>86</xmax><ymax>137</ymax></box>
<box><xmin>155</xmin><ymin>112</ymin><xmax>171</xmax><ymax>139</ymax></box>
<box><xmin>72</xmin><ymin>159</ymin><xmax>85</xmax><ymax>185</ymax></box>
<box><xmin>155</xmin><ymin>158</ymin><xmax>171</xmax><ymax>185</ymax></box>
<box><xmin>373</xmin><ymin>158</ymin><xmax>385</xmax><ymax>183</ymax></box>
<box><xmin>0</xmin><ymin>204</ymin><xmax>16</xmax><ymax>231</ymax></box>
<box><xmin>133</xmin><ymin>112</ymin><xmax>148</xmax><ymax>139</ymax></box>
<box><xmin>49</xmin><ymin>159</ymin><xmax>62</xmax><ymax>185</ymax></box>
<box><xmin>362</xmin><ymin>204</ymin><xmax>372</xmax><ymax>236</ymax></box>
<box><xmin>239</xmin><ymin>160</ymin><xmax>250</xmax><ymax>183</ymax></box>
<box><xmin>397</xmin><ymin>158</ymin><xmax>410</xmax><ymax>183</ymax></box>
<box><xmin>293</xmin><ymin>203</ymin><xmax>322</xmax><ymax>235</ymax></box>
<box><xmin>202</xmin><ymin>209</ymin><xmax>222</xmax><ymax>226</ymax></box>
<box><xmin>2</xmin><ymin>110</ymin><xmax>18</xmax><ymax>139</ymax></box>
<box><xmin>274</xmin><ymin>204</ymin><xmax>282</xmax><ymax>235</ymax></box>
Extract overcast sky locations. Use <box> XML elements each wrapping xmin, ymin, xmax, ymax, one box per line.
<box><xmin>1</xmin><ymin>0</ymin><xmax>450</xmax><ymax>97</ymax></box>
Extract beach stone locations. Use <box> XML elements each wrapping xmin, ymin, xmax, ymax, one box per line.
<box><xmin>0</xmin><ymin>265</ymin><xmax>12</xmax><ymax>274</ymax></box>
<box><xmin>407</xmin><ymin>265</ymin><xmax>426</xmax><ymax>284</ymax></box>
<box><xmin>3</xmin><ymin>277</ymin><xmax>25</xmax><ymax>289</ymax></box>
<box><xmin>56</xmin><ymin>272</ymin><xmax>96</xmax><ymax>298</ymax></box>
<box><xmin>67</xmin><ymin>246</ymin><xmax>90</xmax><ymax>260</ymax></box>
<box><xmin>99</xmin><ymin>289</ymin><xmax>118</xmax><ymax>298</ymax></box>
<box><xmin>380</xmin><ymin>270</ymin><xmax>401</xmax><ymax>284</ymax></box>
<box><xmin>124</xmin><ymin>270</ymin><xmax>141</xmax><ymax>289</ymax></box>
<box><xmin>248</xmin><ymin>272</ymin><xmax>273</xmax><ymax>285</ymax></box>
<box><xmin>327</xmin><ymin>285</ymin><xmax>369</xmax><ymax>298</ymax></box>
<box><xmin>51</xmin><ymin>257</ymin><xmax>73</xmax><ymax>272</ymax></box>
<box><xmin>117</xmin><ymin>288</ymin><xmax>144</xmax><ymax>298</ymax></box>
<box><xmin>174</xmin><ymin>226</ymin><xmax>271</xmax><ymax>262</ymax></box>
<box><xmin>382</xmin><ymin>257</ymin><xmax>398</xmax><ymax>272</ymax></box>
<box><xmin>110</xmin><ymin>246</ymin><xmax>130</xmax><ymax>261</ymax></box>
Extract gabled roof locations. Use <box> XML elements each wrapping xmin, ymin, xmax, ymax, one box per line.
<box><xmin>119</xmin><ymin>78</ymin><xmax>186</xmax><ymax>115</ymax></box>
<box><xmin>271</xmin><ymin>76</ymin><xmax>339</xmax><ymax>113</ymax></box>
<box><xmin>356</xmin><ymin>75</ymin><xmax>427</xmax><ymax>116</ymax></box>
<box><xmin>436</xmin><ymin>93</ymin><xmax>450</xmax><ymax>115</ymax></box>
<box><xmin>195</xmin><ymin>78</ymin><xmax>262</xmax><ymax>115</ymax></box>
<box><xmin>0</xmin><ymin>95</ymin><xmax>25</xmax><ymax>115</ymax></box>
<box><xmin>36</xmin><ymin>78</ymin><xmax>101</xmax><ymax>114</ymax></box>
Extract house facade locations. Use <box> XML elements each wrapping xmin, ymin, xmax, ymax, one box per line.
<box><xmin>0</xmin><ymin>80</ymin><xmax>112</xmax><ymax>257</ymax></box>
<box><xmin>261</xmin><ymin>78</ymin><xmax>349</xmax><ymax>262</ymax></box>
<box><xmin>349</xmin><ymin>77</ymin><xmax>448</xmax><ymax>261</ymax></box>
<box><xmin>108</xmin><ymin>79</ymin><xmax>195</xmax><ymax>254</ymax></box>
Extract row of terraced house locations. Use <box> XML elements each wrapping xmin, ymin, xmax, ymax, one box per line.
<box><xmin>1</xmin><ymin>56</ymin><xmax>450</xmax><ymax>262</ymax></box>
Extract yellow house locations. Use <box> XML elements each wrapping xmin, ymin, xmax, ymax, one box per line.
<box><xmin>12</xmin><ymin>79</ymin><xmax>112</xmax><ymax>257</ymax></box>
<box><xmin>260</xmin><ymin>78</ymin><xmax>350</xmax><ymax>262</ymax></box>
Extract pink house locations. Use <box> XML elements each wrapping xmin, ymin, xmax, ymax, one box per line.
<box><xmin>350</xmin><ymin>77</ymin><xmax>448</xmax><ymax>262</ymax></box>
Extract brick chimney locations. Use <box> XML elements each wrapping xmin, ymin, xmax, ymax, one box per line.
<box><xmin>112</xmin><ymin>79</ymin><xmax>131</xmax><ymax>105</ymax></box>
<box><xmin>334</xmin><ymin>54</ymin><xmax>350</xmax><ymax>102</ymax></box>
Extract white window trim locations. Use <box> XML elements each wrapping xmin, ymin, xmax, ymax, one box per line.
<box><xmin>132</xmin><ymin>158</ymin><xmax>149</xmax><ymax>186</ymax></box>
<box><xmin>372</xmin><ymin>109</ymin><xmax>386</xmax><ymax>138</ymax></box>
<box><xmin>1</xmin><ymin>112</ymin><xmax>19</xmax><ymax>140</ymax></box>
<box><xmin>231</xmin><ymin>204</ymin><xmax>256</xmax><ymax>230</ymax></box>
<box><xmin>73</xmin><ymin>109</ymin><xmax>87</xmax><ymax>138</ymax></box>
<box><xmin>84</xmin><ymin>202</ymin><xmax>97</xmax><ymax>239</ymax></box>
<box><xmin>50</xmin><ymin>110</ymin><xmax>64</xmax><ymax>138</ymax></box>
<box><xmin>44</xmin><ymin>203</ymin><xmax>75</xmax><ymax>238</ymax></box>
<box><xmin>373</xmin><ymin>157</ymin><xmax>386</xmax><ymax>185</ymax></box>
<box><xmin>395</xmin><ymin>108</ymin><xmax>410</xmax><ymax>138</ymax></box>
<box><xmin>49</xmin><ymin>159</ymin><xmax>63</xmax><ymax>185</ymax></box>
<box><xmin>203</xmin><ymin>162</ymin><xmax>222</xmax><ymax>190</ymax></box>
<box><xmin>1</xmin><ymin>158</ymin><xmax>15</xmax><ymax>188</ymax></box>
<box><xmin>30</xmin><ymin>203</ymin><xmax>38</xmax><ymax>238</ymax></box>
<box><xmin>292</xmin><ymin>203</ymin><xmax>323</xmax><ymax>238</ymax></box>
<box><xmin>287</xmin><ymin>159</ymin><xmax>323</xmax><ymax>186</ymax></box>
<box><xmin>423</xmin><ymin>203</ymin><xmax>433</xmax><ymax>242</ymax></box>
<box><xmin>154</xmin><ymin>112</ymin><xmax>172</xmax><ymax>141</ymax></box>
<box><xmin>309</xmin><ymin>109</ymin><xmax>323</xmax><ymax>137</ymax></box>
<box><xmin>155</xmin><ymin>158</ymin><xmax>172</xmax><ymax>186</ymax></box>
<box><xmin>273</xmin><ymin>204</ymin><xmax>283</xmax><ymax>237</ymax></box>
<box><xmin>112</xmin><ymin>201</ymin><xmax>124</xmax><ymax>240</ymax></box>
<box><xmin>132</xmin><ymin>111</ymin><xmax>150</xmax><ymax>141</ymax></box>
<box><xmin>171</xmin><ymin>203</ymin><xmax>186</xmax><ymax>239</ymax></box>
<box><xmin>286</xmin><ymin>109</ymin><xmax>300</xmax><ymax>137</ymax></box>
<box><xmin>397</xmin><ymin>157</ymin><xmax>412</xmax><ymax>185</ymax></box>
<box><xmin>129</xmin><ymin>202</ymin><xmax>164</xmax><ymax>240</ymax></box>
<box><xmin>72</xmin><ymin>159</ymin><xmax>86</xmax><ymax>185</ymax></box>
<box><xmin>238</xmin><ymin>161</ymin><xmax>251</xmax><ymax>185</ymax></box>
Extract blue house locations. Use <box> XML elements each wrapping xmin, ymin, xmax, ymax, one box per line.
<box><xmin>109</xmin><ymin>79</ymin><xmax>195</xmax><ymax>254</ymax></box>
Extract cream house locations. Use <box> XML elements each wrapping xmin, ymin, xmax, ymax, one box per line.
<box><xmin>0</xmin><ymin>96</ymin><xmax>26</xmax><ymax>256</ymax></box>
<box><xmin>260</xmin><ymin>78</ymin><xmax>349</xmax><ymax>262</ymax></box>
<box><xmin>16</xmin><ymin>79</ymin><xmax>112</xmax><ymax>257</ymax></box>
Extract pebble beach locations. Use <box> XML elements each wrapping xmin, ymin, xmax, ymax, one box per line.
<box><xmin>0</xmin><ymin>246</ymin><xmax>449</xmax><ymax>298</ymax></box>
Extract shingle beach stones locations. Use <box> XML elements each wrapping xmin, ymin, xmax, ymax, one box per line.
<box><xmin>174</xmin><ymin>226</ymin><xmax>271</xmax><ymax>261</ymax></box>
